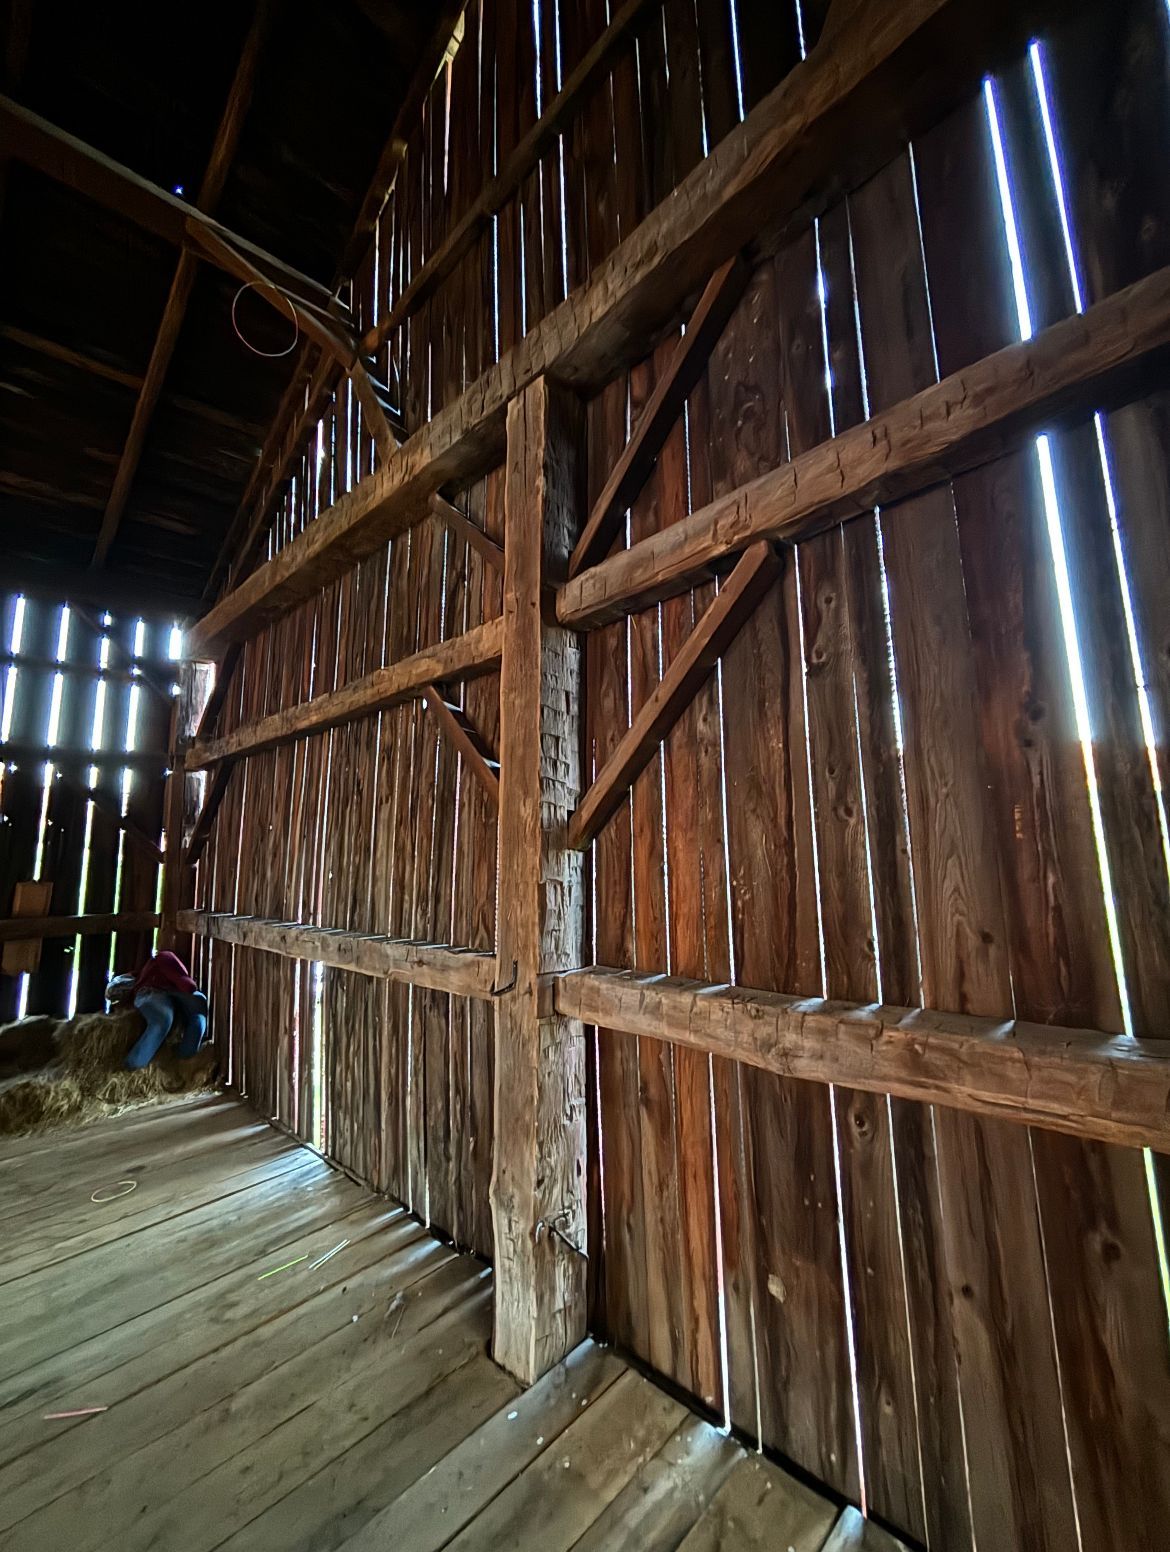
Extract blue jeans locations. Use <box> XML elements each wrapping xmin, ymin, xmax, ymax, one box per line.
<box><xmin>126</xmin><ymin>990</ymin><xmax>209</xmax><ymax>1069</ymax></box>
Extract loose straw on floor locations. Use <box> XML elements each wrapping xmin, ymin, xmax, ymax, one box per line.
<box><xmin>257</xmin><ymin>1253</ymin><xmax>309</xmax><ymax>1280</ymax></box>
<box><xmin>308</xmin><ymin>1238</ymin><xmax>349</xmax><ymax>1271</ymax></box>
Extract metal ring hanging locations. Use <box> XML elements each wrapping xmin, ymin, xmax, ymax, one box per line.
<box><xmin>230</xmin><ymin>280</ymin><xmax>300</xmax><ymax>358</ymax></box>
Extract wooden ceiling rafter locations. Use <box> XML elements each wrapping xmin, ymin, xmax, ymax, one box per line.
<box><xmin>90</xmin><ymin>0</ymin><xmax>281</xmax><ymax>571</ymax></box>
<box><xmin>0</xmin><ymin>93</ymin><xmax>351</xmax><ymax>323</ymax></box>
<box><xmin>202</xmin><ymin>1</ymin><xmax>469</xmax><ymax>609</ymax></box>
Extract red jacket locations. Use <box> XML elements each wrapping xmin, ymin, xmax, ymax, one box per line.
<box><xmin>134</xmin><ymin>952</ymin><xmax>197</xmax><ymax>997</ymax></box>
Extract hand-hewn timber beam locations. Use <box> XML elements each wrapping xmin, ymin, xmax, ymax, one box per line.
<box><xmin>184</xmin><ymin>221</ymin><xmax>356</xmax><ymax>359</ymax></box>
<box><xmin>362</xmin><ymin>0</ymin><xmax>660</xmax><ymax>360</ymax></box>
<box><xmin>423</xmin><ymin>686</ymin><xmax>500</xmax><ymax>810</ymax></box>
<box><xmin>0</xmin><ymin>93</ymin><xmax>346</xmax><ymax>321</ymax></box>
<box><xmin>178</xmin><ymin>909</ymin><xmax>497</xmax><ymax>1000</ymax></box>
<box><xmin>569</xmin><ymin>254</ymin><xmax>750</xmax><ymax>576</ymax></box>
<box><xmin>555</xmin><ymin>968</ymin><xmax>1170</xmax><ymax>1157</ymax></box>
<box><xmin>431</xmin><ymin>494</ymin><xmax>505</xmax><ymax>574</ymax></box>
<box><xmin>190</xmin><ymin>0</ymin><xmax>1079</xmax><ymax>656</ymax></box>
<box><xmin>187</xmin><ymin>616</ymin><xmax>502</xmax><ymax>769</ymax></box>
<box><xmin>492</xmin><ymin>376</ymin><xmax>587</xmax><ymax>1385</ymax></box>
<box><xmin>0</xmin><ymin>911</ymin><xmax>160</xmax><ymax>942</ymax></box>
<box><xmin>91</xmin><ymin>0</ymin><xmax>278</xmax><ymax>571</ymax></box>
<box><xmin>559</xmin><ymin>262</ymin><xmax>1170</xmax><ymax>628</ymax></box>
<box><xmin>567</xmin><ymin>542</ymin><xmax>780</xmax><ymax>849</ymax></box>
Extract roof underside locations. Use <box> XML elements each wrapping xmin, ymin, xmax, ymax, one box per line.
<box><xmin>0</xmin><ymin>0</ymin><xmax>439</xmax><ymax>619</ymax></box>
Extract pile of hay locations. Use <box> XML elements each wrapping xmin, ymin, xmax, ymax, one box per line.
<box><xmin>0</xmin><ymin>1007</ymin><xmax>218</xmax><ymax>1137</ymax></box>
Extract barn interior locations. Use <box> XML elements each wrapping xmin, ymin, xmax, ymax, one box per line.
<box><xmin>2</xmin><ymin>0</ymin><xmax>1170</xmax><ymax>1548</ymax></box>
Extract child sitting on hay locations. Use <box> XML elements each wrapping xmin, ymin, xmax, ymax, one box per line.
<box><xmin>108</xmin><ymin>951</ymin><xmax>209</xmax><ymax>1070</ymax></box>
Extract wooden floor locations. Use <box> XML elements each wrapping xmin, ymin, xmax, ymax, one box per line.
<box><xmin>0</xmin><ymin>1095</ymin><xmax>902</xmax><ymax>1552</ymax></box>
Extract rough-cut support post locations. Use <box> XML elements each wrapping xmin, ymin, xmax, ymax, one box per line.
<box><xmin>491</xmin><ymin>376</ymin><xmax>587</xmax><ymax>1384</ymax></box>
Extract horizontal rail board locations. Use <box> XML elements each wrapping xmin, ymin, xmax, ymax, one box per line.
<box><xmin>555</xmin><ymin>967</ymin><xmax>1170</xmax><ymax>1155</ymax></box>
<box><xmin>187</xmin><ymin>617</ymin><xmax>503</xmax><ymax>769</ymax></box>
<box><xmin>0</xmin><ymin>912</ymin><xmax>160</xmax><ymax>942</ymax></box>
<box><xmin>178</xmin><ymin>911</ymin><xmax>498</xmax><ymax>1000</ymax></box>
<box><xmin>559</xmin><ymin>263</ymin><xmax>1170</xmax><ymax>627</ymax></box>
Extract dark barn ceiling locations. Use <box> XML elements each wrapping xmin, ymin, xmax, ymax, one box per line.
<box><xmin>0</xmin><ymin>0</ymin><xmax>444</xmax><ymax>620</ymax></box>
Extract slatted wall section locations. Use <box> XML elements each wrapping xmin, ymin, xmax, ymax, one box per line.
<box><xmin>225</xmin><ymin>0</ymin><xmax>759</xmax><ymax>581</ymax></box>
<box><xmin>586</xmin><ymin>1</ymin><xmax>1170</xmax><ymax>1548</ymax></box>
<box><xmin>195</xmin><ymin>472</ymin><xmax>502</xmax><ymax>1260</ymax></box>
<box><xmin>0</xmin><ymin>592</ymin><xmax>173</xmax><ymax>1021</ymax></box>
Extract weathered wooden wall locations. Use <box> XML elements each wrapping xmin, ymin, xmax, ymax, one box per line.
<box><xmin>0</xmin><ymin>591</ymin><xmax>173</xmax><ymax>1021</ymax></box>
<box><xmin>192</xmin><ymin>0</ymin><xmax>1170</xmax><ymax>1546</ymax></box>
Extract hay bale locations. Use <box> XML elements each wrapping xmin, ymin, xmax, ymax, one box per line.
<box><xmin>0</xmin><ymin>1014</ymin><xmax>61</xmax><ymax>1078</ymax></box>
<box><xmin>0</xmin><ymin>1006</ymin><xmax>218</xmax><ymax>1138</ymax></box>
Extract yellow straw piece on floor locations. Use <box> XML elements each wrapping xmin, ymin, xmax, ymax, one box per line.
<box><xmin>257</xmin><ymin>1253</ymin><xmax>309</xmax><ymax>1280</ymax></box>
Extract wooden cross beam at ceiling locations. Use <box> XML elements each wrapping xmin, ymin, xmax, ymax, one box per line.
<box><xmin>200</xmin><ymin>2</ymin><xmax>469</xmax><ymax>610</ymax></box>
<box><xmin>90</xmin><ymin>0</ymin><xmax>280</xmax><ymax>571</ymax></box>
<box><xmin>0</xmin><ymin>92</ymin><xmax>348</xmax><ymax>317</ymax></box>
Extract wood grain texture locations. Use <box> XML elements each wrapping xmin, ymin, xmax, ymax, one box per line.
<box><xmin>491</xmin><ymin>376</ymin><xmax>588</xmax><ymax>1383</ymax></box>
<box><xmin>560</xmin><ymin>259</ymin><xmax>1170</xmax><ymax>628</ymax></box>
<box><xmin>567</xmin><ymin>541</ymin><xmax>779</xmax><ymax>850</ymax></box>
<box><xmin>555</xmin><ymin>967</ymin><xmax>1170</xmax><ymax>1153</ymax></box>
<box><xmin>187</xmin><ymin>617</ymin><xmax>502</xmax><ymax>768</ymax></box>
<box><xmin>569</xmin><ymin>254</ymin><xmax>750</xmax><ymax>575</ymax></box>
<box><xmin>177</xmin><ymin>910</ymin><xmax>496</xmax><ymax>1000</ymax></box>
<box><xmin>191</xmin><ymin>0</ymin><xmax>1077</xmax><ymax>654</ymax></box>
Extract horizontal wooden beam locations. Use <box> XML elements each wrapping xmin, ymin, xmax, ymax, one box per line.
<box><xmin>187</xmin><ymin>616</ymin><xmax>502</xmax><ymax>769</ymax></box>
<box><xmin>0</xmin><ymin>93</ymin><xmax>345</xmax><ymax>320</ymax></box>
<box><xmin>190</xmin><ymin>0</ymin><xmax>1069</xmax><ymax>654</ymax></box>
<box><xmin>559</xmin><ymin>262</ymin><xmax>1170</xmax><ymax>627</ymax></box>
<box><xmin>567</xmin><ymin>542</ymin><xmax>780</xmax><ymax>848</ymax></box>
<box><xmin>90</xmin><ymin>0</ymin><xmax>277</xmax><ymax>573</ymax></box>
<box><xmin>0</xmin><ymin>744</ymin><xmax>163</xmax><ymax>772</ymax></box>
<box><xmin>555</xmin><ymin>968</ymin><xmax>1170</xmax><ymax>1156</ymax></box>
<box><xmin>0</xmin><ymin>911</ymin><xmax>159</xmax><ymax>942</ymax></box>
<box><xmin>568</xmin><ymin>254</ymin><xmax>750</xmax><ymax>577</ymax></box>
<box><xmin>178</xmin><ymin>910</ymin><xmax>497</xmax><ymax>1000</ymax></box>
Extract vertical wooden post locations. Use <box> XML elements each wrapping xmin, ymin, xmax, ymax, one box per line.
<box><xmin>158</xmin><ymin>659</ymin><xmax>210</xmax><ymax>957</ymax></box>
<box><xmin>492</xmin><ymin>375</ymin><xmax>587</xmax><ymax>1384</ymax></box>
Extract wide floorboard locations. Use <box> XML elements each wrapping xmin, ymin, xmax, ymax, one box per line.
<box><xmin>0</xmin><ymin>1095</ymin><xmax>902</xmax><ymax>1551</ymax></box>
